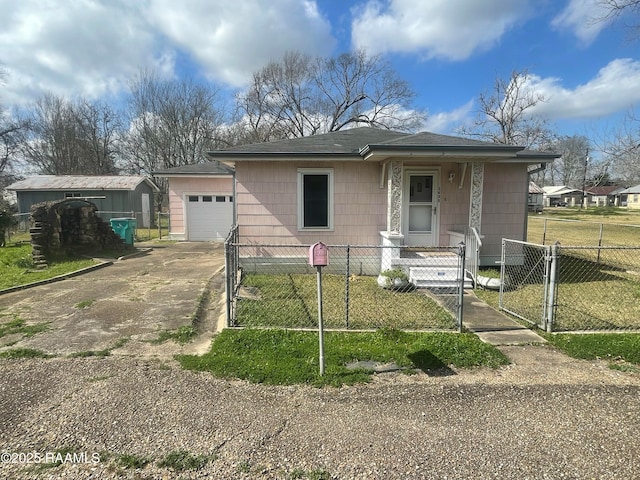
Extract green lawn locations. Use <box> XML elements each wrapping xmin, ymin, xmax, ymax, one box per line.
<box><xmin>0</xmin><ymin>243</ymin><xmax>96</xmax><ymax>290</ymax></box>
<box><xmin>235</xmin><ymin>273</ymin><xmax>456</xmax><ymax>330</ymax></box>
<box><xmin>177</xmin><ymin>328</ymin><xmax>510</xmax><ymax>387</ymax></box>
<box><xmin>528</xmin><ymin>208</ymin><xmax>640</xmax><ymax>249</ymax></box>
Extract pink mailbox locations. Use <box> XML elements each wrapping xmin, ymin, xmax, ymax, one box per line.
<box><xmin>309</xmin><ymin>242</ymin><xmax>329</xmax><ymax>267</ymax></box>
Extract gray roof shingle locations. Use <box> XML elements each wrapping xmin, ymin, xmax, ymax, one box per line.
<box><xmin>208</xmin><ymin>127</ymin><xmax>557</xmax><ymax>160</ymax></box>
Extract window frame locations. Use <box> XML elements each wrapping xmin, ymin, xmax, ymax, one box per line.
<box><xmin>297</xmin><ymin>168</ymin><xmax>334</xmax><ymax>231</ymax></box>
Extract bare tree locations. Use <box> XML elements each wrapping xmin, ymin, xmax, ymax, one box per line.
<box><xmin>19</xmin><ymin>94</ymin><xmax>121</xmax><ymax>175</ymax></box>
<box><xmin>546</xmin><ymin>135</ymin><xmax>592</xmax><ymax>187</ymax></box>
<box><xmin>122</xmin><ymin>71</ymin><xmax>226</xmax><ymax>175</ymax></box>
<box><xmin>602</xmin><ymin>113</ymin><xmax>640</xmax><ymax>184</ymax></box>
<box><xmin>235</xmin><ymin>50</ymin><xmax>425</xmax><ymax>143</ymax></box>
<box><xmin>596</xmin><ymin>0</ymin><xmax>640</xmax><ymax>34</ymax></box>
<box><xmin>459</xmin><ymin>70</ymin><xmax>555</xmax><ymax>149</ymax></box>
<box><xmin>0</xmin><ymin>67</ymin><xmax>25</xmax><ymax>177</ymax></box>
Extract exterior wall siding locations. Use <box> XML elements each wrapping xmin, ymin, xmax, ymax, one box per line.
<box><xmin>236</xmin><ymin>161</ymin><xmax>386</xmax><ymax>245</ymax></box>
<box><xmin>481</xmin><ymin>163</ymin><xmax>529</xmax><ymax>260</ymax></box>
<box><xmin>167</xmin><ymin>176</ymin><xmax>233</xmax><ymax>235</ymax></box>
<box><xmin>235</xmin><ymin>159</ymin><xmax>530</xmax><ymax>263</ymax></box>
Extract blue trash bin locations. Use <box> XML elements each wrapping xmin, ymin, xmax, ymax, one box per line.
<box><xmin>110</xmin><ymin>218</ymin><xmax>137</xmax><ymax>245</ymax></box>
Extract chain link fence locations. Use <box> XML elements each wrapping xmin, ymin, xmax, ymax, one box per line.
<box><xmin>225</xmin><ymin>229</ymin><xmax>465</xmax><ymax>332</ymax></box>
<box><xmin>528</xmin><ymin>216</ymin><xmax>640</xmax><ymax>247</ymax></box>
<box><xmin>500</xmin><ymin>239</ymin><xmax>640</xmax><ymax>332</ymax></box>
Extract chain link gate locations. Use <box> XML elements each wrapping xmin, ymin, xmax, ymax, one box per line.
<box><xmin>499</xmin><ymin>239</ymin><xmax>557</xmax><ymax>331</ymax></box>
<box><xmin>499</xmin><ymin>240</ymin><xmax>640</xmax><ymax>332</ymax></box>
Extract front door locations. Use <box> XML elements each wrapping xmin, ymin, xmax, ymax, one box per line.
<box><xmin>403</xmin><ymin>170</ymin><xmax>439</xmax><ymax>246</ymax></box>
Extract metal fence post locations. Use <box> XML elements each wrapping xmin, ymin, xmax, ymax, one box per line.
<box><xmin>345</xmin><ymin>245</ymin><xmax>350</xmax><ymax>329</ymax></box>
<box><xmin>224</xmin><ymin>236</ymin><xmax>232</xmax><ymax>327</ymax></box>
<box><xmin>545</xmin><ymin>243</ymin><xmax>559</xmax><ymax>333</ymax></box>
<box><xmin>542</xmin><ymin>217</ymin><xmax>548</xmax><ymax>245</ymax></box>
<box><xmin>457</xmin><ymin>242</ymin><xmax>466</xmax><ymax>332</ymax></box>
<box><xmin>597</xmin><ymin>223</ymin><xmax>604</xmax><ymax>264</ymax></box>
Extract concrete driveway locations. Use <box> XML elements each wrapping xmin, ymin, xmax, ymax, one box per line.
<box><xmin>0</xmin><ymin>241</ymin><xmax>226</xmax><ymax>357</ymax></box>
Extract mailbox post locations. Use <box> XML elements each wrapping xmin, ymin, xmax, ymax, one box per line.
<box><xmin>309</xmin><ymin>242</ymin><xmax>328</xmax><ymax>376</ymax></box>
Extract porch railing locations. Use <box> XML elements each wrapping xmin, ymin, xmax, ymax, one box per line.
<box><xmin>465</xmin><ymin>226</ymin><xmax>482</xmax><ymax>286</ymax></box>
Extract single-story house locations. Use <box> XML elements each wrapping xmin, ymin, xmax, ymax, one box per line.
<box><xmin>208</xmin><ymin>127</ymin><xmax>559</xmax><ymax>267</ymax></box>
<box><xmin>153</xmin><ymin>162</ymin><xmax>235</xmax><ymax>241</ymax></box>
<box><xmin>585</xmin><ymin>185</ymin><xmax>625</xmax><ymax>207</ymax></box>
<box><xmin>618</xmin><ymin>184</ymin><xmax>640</xmax><ymax>209</ymax></box>
<box><xmin>542</xmin><ymin>185</ymin><xmax>584</xmax><ymax>207</ymax></box>
<box><xmin>7</xmin><ymin>175</ymin><xmax>159</xmax><ymax>227</ymax></box>
<box><xmin>528</xmin><ymin>182</ymin><xmax>544</xmax><ymax>213</ymax></box>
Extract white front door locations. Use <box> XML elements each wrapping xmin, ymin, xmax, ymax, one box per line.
<box><xmin>403</xmin><ymin>170</ymin><xmax>439</xmax><ymax>246</ymax></box>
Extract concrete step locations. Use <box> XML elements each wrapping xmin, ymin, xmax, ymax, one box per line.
<box><xmin>409</xmin><ymin>266</ymin><xmax>473</xmax><ymax>289</ymax></box>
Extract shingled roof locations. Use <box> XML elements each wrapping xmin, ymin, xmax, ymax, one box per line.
<box><xmin>208</xmin><ymin>127</ymin><xmax>558</xmax><ymax>162</ymax></box>
<box><xmin>7</xmin><ymin>175</ymin><xmax>159</xmax><ymax>192</ymax></box>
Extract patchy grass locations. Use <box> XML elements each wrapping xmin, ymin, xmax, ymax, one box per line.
<box><xmin>157</xmin><ymin>450</ymin><xmax>214</xmax><ymax>472</ymax></box>
<box><xmin>0</xmin><ymin>243</ymin><xmax>96</xmax><ymax>290</ymax></box>
<box><xmin>544</xmin><ymin>333</ymin><xmax>640</xmax><ymax>366</ymax></box>
<box><xmin>116</xmin><ymin>453</ymin><xmax>152</xmax><ymax>469</ymax></box>
<box><xmin>151</xmin><ymin>326</ymin><xmax>197</xmax><ymax>345</ymax></box>
<box><xmin>74</xmin><ymin>299</ymin><xmax>95</xmax><ymax>309</ymax></box>
<box><xmin>0</xmin><ymin>348</ymin><xmax>53</xmax><ymax>359</ymax></box>
<box><xmin>236</xmin><ymin>273</ymin><xmax>455</xmax><ymax>330</ymax></box>
<box><xmin>68</xmin><ymin>337</ymin><xmax>130</xmax><ymax>358</ymax></box>
<box><xmin>177</xmin><ymin>328</ymin><xmax>509</xmax><ymax>387</ymax></box>
<box><xmin>290</xmin><ymin>468</ymin><xmax>332</xmax><ymax>480</ymax></box>
<box><xmin>0</xmin><ymin>315</ymin><xmax>49</xmax><ymax>338</ymax></box>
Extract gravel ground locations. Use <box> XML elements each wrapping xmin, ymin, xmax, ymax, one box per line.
<box><xmin>1</xmin><ymin>346</ymin><xmax>639</xmax><ymax>480</ymax></box>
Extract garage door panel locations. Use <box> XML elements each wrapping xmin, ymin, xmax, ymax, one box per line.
<box><xmin>187</xmin><ymin>195</ymin><xmax>233</xmax><ymax>241</ymax></box>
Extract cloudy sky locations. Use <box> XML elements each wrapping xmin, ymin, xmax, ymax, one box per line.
<box><xmin>0</xmin><ymin>0</ymin><xmax>638</xmax><ymax>138</ymax></box>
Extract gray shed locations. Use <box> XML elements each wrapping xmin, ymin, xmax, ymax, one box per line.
<box><xmin>7</xmin><ymin>175</ymin><xmax>160</xmax><ymax>227</ymax></box>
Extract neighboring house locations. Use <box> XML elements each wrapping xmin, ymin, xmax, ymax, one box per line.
<box><xmin>154</xmin><ymin>162</ymin><xmax>235</xmax><ymax>241</ymax></box>
<box><xmin>609</xmin><ymin>186</ymin><xmax>629</xmax><ymax>207</ymax></box>
<box><xmin>618</xmin><ymin>184</ymin><xmax>640</xmax><ymax>209</ymax></box>
<box><xmin>7</xmin><ymin>175</ymin><xmax>159</xmax><ymax>227</ymax></box>
<box><xmin>207</xmin><ymin>127</ymin><xmax>559</xmax><ymax>266</ymax></box>
<box><xmin>542</xmin><ymin>185</ymin><xmax>584</xmax><ymax>207</ymax></box>
<box><xmin>528</xmin><ymin>182</ymin><xmax>544</xmax><ymax>213</ymax></box>
<box><xmin>585</xmin><ymin>185</ymin><xmax>625</xmax><ymax>206</ymax></box>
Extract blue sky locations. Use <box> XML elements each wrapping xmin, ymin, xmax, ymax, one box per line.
<box><xmin>0</xmin><ymin>0</ymin><xmax>639</xmax><ymax>144</ymax></box>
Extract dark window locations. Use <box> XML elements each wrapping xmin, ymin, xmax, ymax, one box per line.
<box><xmin>65</xmin><ymin>192</ymin><xmax>81</xmax><ymax>198</ymax></box>
<box><xmin>216</xmin><ymin>196</ymin><xmax>225</xmax><ymax>202</ymax></box>
<box><xmin>202</xmin><ymin>196</ymin><xmax>213</xmax><ymax>202</ymax></box>
<box><xmin>228</xmin><ymin>196</ymin><xmax>234</xmax><ymax>202</ymax></box>
<box><xmin>303</xmin><ymin>174</ymin><xmax>329</xmax><ymax>228</ymax></box>
<box><xmin>188</xmin><ymin>195</ymin><xmax>199</xmax><ymax>202</ymax></box>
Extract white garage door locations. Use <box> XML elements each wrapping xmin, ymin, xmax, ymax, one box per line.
<box><xmin>186</xmin><ymin>194</ymin><xmax>233</xmax><ymax>241</ymax></box>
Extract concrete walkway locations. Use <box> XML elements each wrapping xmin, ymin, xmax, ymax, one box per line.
<box><xmin>462</xmin><ymin>290</ymin><xmax>547</xmax><ymax>346</ymax></box>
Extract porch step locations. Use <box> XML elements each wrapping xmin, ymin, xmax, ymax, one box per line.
<box><xmin>408</xmin><ymin>266</ymin><xmax>473</xmax><ymax>289</ymax></box>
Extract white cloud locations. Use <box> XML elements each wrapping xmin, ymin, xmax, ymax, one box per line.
<box><xmin>0</xmin><ymin>0</ymin><xmax>336</xmax><ymax>107</ymax></box>
<box><xmin>0</xmin><ymin>0</ymin><xmax>167</xmax><ymax>106</ymax></box>
<box><xmin>146</xmin><ymin>0</ymin><xmax>336</xmax><ymax>87</ymax></box>
<box><xmin>551</xmin><ymin>0</ymin><xmax>612</xmax><ymax>44</ymax></box>
<box><xmin>526</xmin><ymin>59</ymin><xmax>640</xmax><ymax>120</ymax></box>
<box><xmin>422</xmin><ymin>100</ymin><xmax>474</xmax><ymax>134</ymax></box>
<box><xmin>351</xmin><ymin>0</ymin><xmax>532</xmax><ymax>60</ymax></box>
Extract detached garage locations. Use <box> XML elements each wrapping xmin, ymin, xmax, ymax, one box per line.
<box><xmin>154</xmin><ymin>162</ymin><xmax>234</xmax><ymax>241</ymax></box>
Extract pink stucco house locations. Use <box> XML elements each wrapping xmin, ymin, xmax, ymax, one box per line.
<box><xmin>209</xmin><ymin>127</ymin><xmax>558</xmax><ymax>269</ymax></box>
<box><xmin>157</xmin><ymin>127</ymin><xmax>558</xmax><ymax>283</ymax></box>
